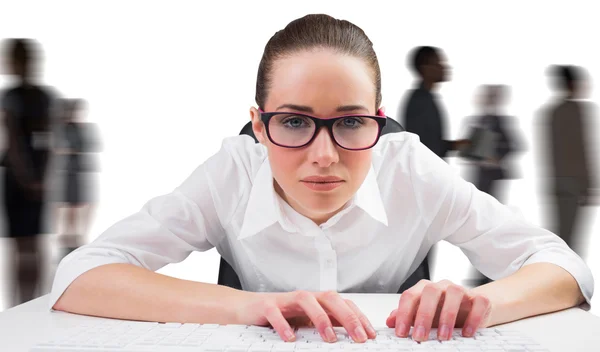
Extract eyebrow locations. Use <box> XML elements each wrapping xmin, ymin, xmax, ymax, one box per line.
<box><xmin>275</xmin><ymin>104</ymin><xmax>370</xmax><ymax>114</ymax></box>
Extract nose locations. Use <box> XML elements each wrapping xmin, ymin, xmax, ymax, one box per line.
<box><xmin>308</xmin><ymin>127</ymin><xmax>339</xmax><ymax>168</ymax></box>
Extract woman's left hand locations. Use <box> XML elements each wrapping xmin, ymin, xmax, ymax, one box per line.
<box><xmin>385</xmin><ymin>280</ymin><xmax>493</xmax><ymax>342</ymax></box>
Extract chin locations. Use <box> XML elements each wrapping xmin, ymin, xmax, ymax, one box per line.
<box><xmin>299</xmin><ymin>194</ymin><xmax>348</xmax><ymax>215</ymax></box>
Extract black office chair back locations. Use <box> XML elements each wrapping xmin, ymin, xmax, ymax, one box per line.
<box><xmin>218</xmin><ymin>118</ymin><xmax>428</xmax><ymax>293</ymax></box>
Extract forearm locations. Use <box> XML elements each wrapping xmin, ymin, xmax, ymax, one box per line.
<box><xmin>53</xmin><ymin>263</ymin><xmax>249</xmax><ymax>324</ymax></box>
<box><xmin>471</xmin><ymin>262</ymin><xmax>585</xmax><ymax>327</ymax></box>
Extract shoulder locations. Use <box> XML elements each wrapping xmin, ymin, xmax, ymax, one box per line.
<box><xmin>372</xmin><ymin>132</ymin><xmax>444</xmax><ymax>177</ymax></box>
<box><xmin>177</xmin><ymin>135</ymin><xmax>267</xmax><ymax>224</ymax></box>
<box><xmin>35</xmin><ymin>85</ymin><xmax>60</xmax><ymax>104</ymax></box>
<box><xmin>0</xmin><ymin>86</ymin><xmax>23</xmax><ymax>112</ymax></box>
<box><xmin>1</xmin><ymin>86</ymin><xmax>20</xmax><ymax>101</ymax></box>
<box><xmin>203</xmin><ymin>135</ymin><xmax>268</xmax><ymax>185</ymax></box>
<box><xmin>372</xmin><ymin>132</ymin><xmax>459</xmax><ymax>213</ymax></box>
<box><xmin>406</xmin><ymin>88</ymin><xmax>429</xmax><ymax>104</ymax></box>
<box><xmin>220</xmin><ymin>135</ymin><xmax>267</xmax><ymax>164</ymax></box>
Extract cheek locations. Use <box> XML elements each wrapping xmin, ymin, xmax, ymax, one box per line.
<box><xmin>340</xmin><ymin>150</ymin><xmax>372</xmax><ymax>184</ymax></box>
<box><xmin>268</xmin><ymin>147</ymin><xmax>303</xmax><ymax>184</ymax></box>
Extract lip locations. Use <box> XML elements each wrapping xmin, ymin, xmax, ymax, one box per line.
<box><xmin>300</xmin><ymin>176</ymin><xmax>345</xmax><ymax>191</ymax></box>
<box><xmin>301</xmin><ymin>175</ymin><xmax>344</xmax><ymax>183</ymax></box>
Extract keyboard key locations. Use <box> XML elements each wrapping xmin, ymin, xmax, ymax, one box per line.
<box><xmin>273</xmin><ymin>342</ymin><xmax>296</xmax><ymax>351</ymax></box>
<box><xmin>420</xmin><ymin>339</ymin><xmax>441</xmax><ymax>346</ymax></box>
<box><xmin>200</xmin><ymin>324</ymin><xmax>222</xmax><ymax>329</ymax></box>
<box><xmin>248</xmin><ymin>343</ymin><xmax>273</xmax><ymax>352</ymax></box>
<box><xmin>203</xmin><ymin>345</ymin><xmax>228</xmax><ymax>352</ymax></box>
<box><xmin>434</xmin><ymin>347</ymin><xmax>460</xmax><ymax>351</ymax></box>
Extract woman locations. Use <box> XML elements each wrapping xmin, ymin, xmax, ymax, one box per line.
<box><xmin>1</xmin><ymin>38</ymin><xmax>53</xmax><ymax>307</ymax></box>
<box><xmin>50</xmin><ymin>15</ymin><xmax>593</xmax><ymax>344</ymax></box>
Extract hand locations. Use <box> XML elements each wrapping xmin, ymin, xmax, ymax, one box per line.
<box><xmin>484</xmin><ymin>158</ymin><xmax>501</xmax><ymax>167</ymax></box>
<box><xmin>386</xmin><ymin>280</ymin><xmax>492</xmax><ymax>342</ymax></box>
<box><xmin>235</xmin><ymin>290</ymin><xmax>377</xmax><ymax>343</ymax></box>
<box><xmin>453</xmin><ymin>139</ymin><xmax>471</xmax><ymax>150</ymax></box>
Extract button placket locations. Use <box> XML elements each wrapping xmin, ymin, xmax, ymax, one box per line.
<box><xmin>315</xmin><ymin>230</ymin><xmax>337</xmax><ymax>291</ymax></box>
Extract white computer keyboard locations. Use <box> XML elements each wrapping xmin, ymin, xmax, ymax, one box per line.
<box><xmin>31</xmin><ymin>319</ymin><xmax>549</xmax><ymax>351</ymax></box>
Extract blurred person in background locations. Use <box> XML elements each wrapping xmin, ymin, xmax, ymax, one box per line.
<box><xmin>0</xmin><ymin>38</ymin><xmax>56</xmax><ymax>307</ymax></box>
<box><xmin>459</xmin><ymin>84</ymin><xmax>523</xmax><ymax>286</ymax></box>
<box><xmin>538</xmin><ymin>65</ymin><xmax>598</xmax><ymax>259</ymax></box>
<box><xmin>397</xmin><ymin>46</ymin><xmax>469</xmax><ymax>289</ymax></box>
<box><xmin>53</xmin><ymin>98</ymin><xmax>101</xmax><ymax>262</ymax></box>
<box><xmin>461</xmin><ymin>85</ymin><xmax>522</xmax><ymax>201</ymax></box>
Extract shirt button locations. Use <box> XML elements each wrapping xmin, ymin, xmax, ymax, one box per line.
<box><xmin>326</xmin><ymin>259</ymin><xmax>334</xmax><ymax>268</ymax></box>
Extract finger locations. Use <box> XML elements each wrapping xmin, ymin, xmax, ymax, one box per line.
<box><xmin>462</xmin><ymin>295</ymin><xmax>492</xmax><ymax>338</ymax></box>
<box><xmin>328</xmin><ymin>315</ymin><xmax>343</xmax><ymax>327</ymax></box>
<box><xmin>437</xmin><ymin>284</ymin><xmax>466</xmax><ymax>341</ymax></box>
<box><xmin>412</xmin><ymin>283</ymin><xmax>444</xmax><ymax>342</ymax></box>
<box><xmin>317</xmin><ymin>291</ymin><xmax>368</xmax><ymax>343</ymax></box>
<box><xmin>294</xmin><ymin>291</ymin><xmax>337</xmax><ymax>343</ymax></box>
<box><xmin>345</xmin><ymin>299</ymin><xmax>377</xmax><ymax>339</ymax></box>
<box><xmin>395</xmin><ymin>289</ymin><xmax>420</xmax><ymax>337</ymax></box>
<box><xmin>386</xmin><ymin>309</ymin><xmax>398</xmax><ymax>328</ymax></box>
<box><xmin>263</xmin><ymin>304</ymin><xmax>296</xmax><ymax>342</ymax></box>
<box><xmin>395</xmin><ymin>279</ymin><xmax>433</xmax><ymax>337</ymax></box>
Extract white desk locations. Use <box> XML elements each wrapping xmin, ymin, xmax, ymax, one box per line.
<box><xmin>1</xmin><ymin>293</ymin><xmax>599</xmax><ymax>351</ymax></box>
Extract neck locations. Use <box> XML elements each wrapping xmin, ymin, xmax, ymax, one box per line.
<box><xmin>17</xmin><ymin>76</ymin><xmax>32</xmax><ymax>85</ymax></box>
<box><xmin>274</xmin><ymin>180</ymin><xmax>342</xmax><ymax>226</ymax></box>
<box><xmin>421</xmin><ymin>79</ymin><xmax>436</xmax><ymax>91</ymax></box>
<box><xmin>484</xmin><ymin>107</ymin><xmax>498</xmax><ymax>115</ymax></box>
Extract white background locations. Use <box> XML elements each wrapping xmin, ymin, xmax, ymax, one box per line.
<box><xmin>0</xmin><ymin>0</ymin><xmax>598</xmax><ymax>316</ymax></box>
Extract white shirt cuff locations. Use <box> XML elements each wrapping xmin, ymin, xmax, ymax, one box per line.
<box><xmin>522</xmin><ymin>248</ymin><xmax>594</xmax><ymax>307</ymax></box>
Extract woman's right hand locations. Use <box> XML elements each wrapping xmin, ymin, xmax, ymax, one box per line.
<box><xmin>235</xmin><ymin>290</ymin><xmax>377</xmax><ymax>343</ymax></box>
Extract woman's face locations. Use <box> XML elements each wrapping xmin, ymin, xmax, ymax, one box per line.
<box><xmin>250</xmin><ymin>49</ymin><xmax>377</xmax><ymax>224</ymax></box>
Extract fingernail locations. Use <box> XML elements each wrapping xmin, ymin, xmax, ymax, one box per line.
<box><xmin>325</xmin><ymin>327</ymin><xmax>337</xmax><ymax>342</ymax></box>
<box><xmin>464</xmin><ymin>326</ymin><xmax>474</xmax><ymax>337</ymax></box>
<box><xmin>396</xmin><ymin>323</ymin><xmax>407</xmax><ymax>336</ymax></box>
<box><xmin>367</xmin><ymin>323</ymin><xmax>377</xmax><ymax>337</ymax></box>
<box><xmin>415</xmin><ymin>326</ymin><xmax>426</xmax><ymax>340</ymax></box>
<box><xmin>285</xmin><ymin>329</ymin><xmax>296</xmax><ymax>341</ymax></box>
<box><xmin>354</xmin><ymin>326</ymin><xmax>367</xmax><ymax>342</ymax></box>
<box><xmin>439</xmin><ymin>324</ymin><xmax>450</xmax><ymax>340</ymax></box>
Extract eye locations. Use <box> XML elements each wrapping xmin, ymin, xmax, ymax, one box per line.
<box><xmin>338</xmin><ymin>117</ymin><xmax>364</xmax><ymax>128</ymax></box>
<box><xmin>286</xmin><ymin>117</ymin><xmax>305</xmax><ymax>127</ymax></box>
<box><xmin>280</xmin><ymin>115</ymin><xmax>312</xmax><ymax>128</ymax></box>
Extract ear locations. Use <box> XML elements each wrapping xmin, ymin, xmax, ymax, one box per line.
<box><xmin>249</xmin><ymin>107</ymin><xmax>267</xmax><ymax>144</ymax></box>
<box><xmin>379</xmin><ymin>106</ymin><xmax>386</xmax><ymax>115</ymax></box>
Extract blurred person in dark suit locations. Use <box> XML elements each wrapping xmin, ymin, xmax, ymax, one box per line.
<box><xmin>462</xmin><ymin>85</ymin><xmax>522</xmax><ymax>200</ymax></box>
<box><xmin>460</xmin><ymin>84</ymin><xmax>524</xmax><ymax>286</ymax></box>
<box><xmin>538</xmin><ymin>65</ymin><xmax>598</xmax><ymax>259</ymax></box>
<box><xmin>397</xmin><ymin>46</ymin><xmax>469</xmax><ymax>288</ymax></box>
<box><xmin>1</xmin><ymin>39</ymin><xmax>57</xmax><ymax>307</ymax></box>
<box><xmin>53</xmin><ymin>98</ymin><xmax>101</xmax><ymax>262</ymax></box>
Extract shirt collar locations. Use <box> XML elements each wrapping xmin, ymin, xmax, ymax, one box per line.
<box><xmin>353</xmin><ymin>165</ymin><xmax>389</xmax><ymax>227</ymax></box>
<box><xmin>238</xmin><ymin>159</ymin><xmax>389</xmax><ymax>240</ymax></box>
<box><xmin>238</xmin><ymin>159</ymin><xmax>294</xmax><ymax>240</ymax></box>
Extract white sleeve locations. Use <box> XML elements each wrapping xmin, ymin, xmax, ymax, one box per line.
<box><xmin>406</xmin><ymin>134</ymin><xmax>594</xmax><ymax>305</ymax></box>
<box><xmin>49</xmin><ymin>136</ymin><xmax>257</xmax><ymax>309</ymax></box>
